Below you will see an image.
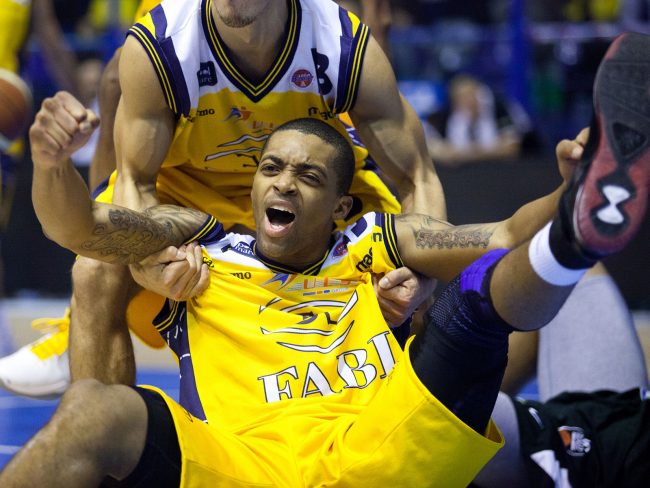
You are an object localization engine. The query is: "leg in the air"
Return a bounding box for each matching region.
[474,31,650,487]
[410,249,514,434]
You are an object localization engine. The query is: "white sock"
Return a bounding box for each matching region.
[528,222,590,286]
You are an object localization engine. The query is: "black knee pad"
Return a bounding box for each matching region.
[410,250,515,432]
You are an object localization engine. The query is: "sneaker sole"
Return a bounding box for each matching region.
[574,32,650,257]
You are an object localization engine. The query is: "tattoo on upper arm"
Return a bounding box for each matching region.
[413,227,492,249]
[80,205,206,264]
[399,215,494,250]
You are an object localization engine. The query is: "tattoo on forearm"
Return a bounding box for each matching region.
[78,205,206,264]
[413,225,493,250]
[80,209,174,262]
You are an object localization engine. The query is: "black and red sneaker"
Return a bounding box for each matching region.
[559,32,650,262]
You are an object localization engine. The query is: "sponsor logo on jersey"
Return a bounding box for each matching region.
[302,288,351,296]
[257,330,397,403]
[333,240,348,257]
[224,106,253,122]
[232,242,254,256]
[231,271,252,280]
[307,106,335,120]
[291,69,314,88]
[355,248,373,272]
[558,426,591,456]
[262,273,295,289]
[287,277,360,295]
[197,61,218,87]
[197,108,215,117]
[251,120,276,131]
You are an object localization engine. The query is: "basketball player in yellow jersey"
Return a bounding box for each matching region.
[8,86,646,485]
[0,0,438,398]
[68,0,445,388]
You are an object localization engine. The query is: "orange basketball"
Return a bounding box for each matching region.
[0,68,32,150]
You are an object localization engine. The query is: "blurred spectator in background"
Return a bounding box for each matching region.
[426,74,534,166]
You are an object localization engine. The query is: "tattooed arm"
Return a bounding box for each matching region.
[394,127,591,281]
[394,215,498,282]
[37,171,208,265]
[30,93,208,264]
[75,204,208,264]
[395,184,565,282]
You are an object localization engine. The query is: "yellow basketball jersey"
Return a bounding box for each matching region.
[154,212,405,429]
[146,212,504,486]
[0,0,30,73]
[126,0,400,229]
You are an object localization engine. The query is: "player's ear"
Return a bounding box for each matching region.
[332,195,353,221]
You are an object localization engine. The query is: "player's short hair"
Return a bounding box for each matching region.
[263,118,355,195]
